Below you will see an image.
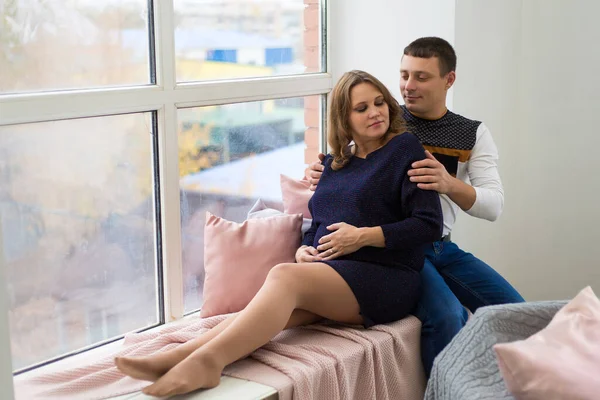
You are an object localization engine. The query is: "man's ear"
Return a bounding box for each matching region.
[445,71,456,90]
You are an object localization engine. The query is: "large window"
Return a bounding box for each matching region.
[178,95,322,312]
[0,115,160,370]
[0,0,328,375]
[0,1,153,93]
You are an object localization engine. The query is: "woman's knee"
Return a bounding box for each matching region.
[265,263,301,287]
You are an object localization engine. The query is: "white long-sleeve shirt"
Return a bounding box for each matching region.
[441,123,504,236]
[403,106,504,236]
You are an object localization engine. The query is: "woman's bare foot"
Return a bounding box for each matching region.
[115,355,172,382]
[142,352,222,397]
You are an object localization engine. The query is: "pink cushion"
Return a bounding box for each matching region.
[280,174,313,219]
[200,211,303,318]
[494,286,600,400]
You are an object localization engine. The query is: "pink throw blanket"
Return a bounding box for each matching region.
[14,315,425,400]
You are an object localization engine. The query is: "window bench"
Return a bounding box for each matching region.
[14,315,426,400]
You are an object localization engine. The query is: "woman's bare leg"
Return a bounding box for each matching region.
[115,309,321,382]
[142,262,361,397]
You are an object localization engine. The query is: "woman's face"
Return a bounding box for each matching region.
[348,82,390,142]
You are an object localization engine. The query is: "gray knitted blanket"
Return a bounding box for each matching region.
[424,300,567,400]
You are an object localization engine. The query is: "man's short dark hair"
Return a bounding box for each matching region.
[403,37,457,76]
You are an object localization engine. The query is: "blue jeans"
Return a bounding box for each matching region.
[414,240,525,377]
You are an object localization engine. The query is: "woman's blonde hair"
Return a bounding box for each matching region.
[328,70,407,170]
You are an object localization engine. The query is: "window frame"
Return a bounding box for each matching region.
[0,0,331,382]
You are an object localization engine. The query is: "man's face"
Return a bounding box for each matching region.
[400,55,455,119]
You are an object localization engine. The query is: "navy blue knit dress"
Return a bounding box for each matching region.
[302,133,443,327]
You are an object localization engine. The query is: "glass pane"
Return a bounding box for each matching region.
[174,0,322,83]
[179,96,321,313]
[0,114,159,370]
[0,1,151,94]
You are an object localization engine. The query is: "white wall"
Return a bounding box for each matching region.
[332,0,600,301]
[329,0,455,103]
[453,0,600,300]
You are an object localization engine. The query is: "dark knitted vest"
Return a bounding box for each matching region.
[401,105,480,177]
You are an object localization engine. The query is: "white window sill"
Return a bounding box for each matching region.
[14,313,278,400]
[108,376,277,400]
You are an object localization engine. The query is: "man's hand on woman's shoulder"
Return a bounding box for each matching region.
[307,153,326,191]
[407,150,455,194]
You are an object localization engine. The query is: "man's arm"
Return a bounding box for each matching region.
[408,151,477,211]
[446,177,477,211]
[407,123,504,221]
[462,123,504,221]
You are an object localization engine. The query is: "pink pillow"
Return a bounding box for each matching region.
[494,286,600,400]
[280,174,313,219]
[201,211,303,318]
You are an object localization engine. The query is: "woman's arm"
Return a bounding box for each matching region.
[379,180,443,249]
[380,138,444,249]
[318,180,442,253]
[315,191,441,258]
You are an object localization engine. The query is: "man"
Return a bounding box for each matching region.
[307,37,524,376]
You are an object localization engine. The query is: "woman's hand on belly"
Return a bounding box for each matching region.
[295,245,322,263]
[317,222,365,261]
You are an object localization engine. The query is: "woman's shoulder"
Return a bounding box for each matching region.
[391,131,421,148]
[385,132,424,156]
